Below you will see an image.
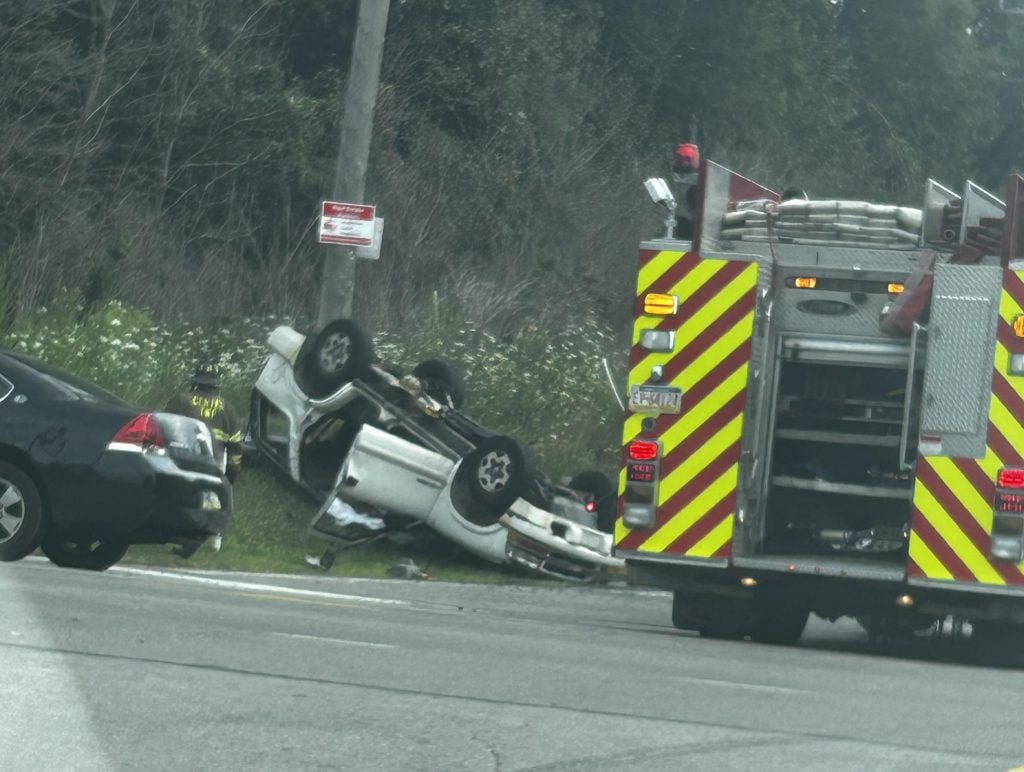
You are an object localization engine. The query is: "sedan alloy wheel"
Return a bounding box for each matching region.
[0,478,26,543]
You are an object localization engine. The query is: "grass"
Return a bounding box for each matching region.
[121,463,551,584]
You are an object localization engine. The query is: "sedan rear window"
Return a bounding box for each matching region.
[1,352,128,406]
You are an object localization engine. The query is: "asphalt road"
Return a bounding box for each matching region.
[3,560,1024,771]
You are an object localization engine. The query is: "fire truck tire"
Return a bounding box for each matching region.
[670,591,698,631]
[305,319,374,397]
[455,435,533,522]
[41,536,128,571]
[671,592,748,639]
[568,470,617,534]
[750,598,809,646]
[413,358,466,409]
[972,621,1024,667]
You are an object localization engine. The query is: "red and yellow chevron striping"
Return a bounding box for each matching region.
[616,249,759,559]
[908,270,1024,585]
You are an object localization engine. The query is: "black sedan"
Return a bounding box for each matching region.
[0,351,231,570]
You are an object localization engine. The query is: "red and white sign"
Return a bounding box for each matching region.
[319,201,376,246]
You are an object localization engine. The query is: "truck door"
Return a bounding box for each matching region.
[907,257,1024,585]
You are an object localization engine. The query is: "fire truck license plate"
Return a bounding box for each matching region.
[629,384,683,414]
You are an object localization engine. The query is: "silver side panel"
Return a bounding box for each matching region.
[338,424,454,520]
[960,181,1005,245]
[919,263,1003,458]
[698,161,733,254]
[921,179,961,245]
[734,255,774,558]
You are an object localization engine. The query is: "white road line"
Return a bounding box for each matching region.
[674,675,806,695]
[271,632,397,649]
[107,566,410,607]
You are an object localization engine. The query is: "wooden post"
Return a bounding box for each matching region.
[318,0,390,326]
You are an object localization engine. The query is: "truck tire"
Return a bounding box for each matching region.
[671,590,699,631]
[750,596,809,646]
[41,536,128,571]
[304,319,374,397]
[672,591,747,640]
[568,470,617,534]
[972,621,1024,668]
[413,358,466,409]
[0,461,46,562]
[455,435,533,522]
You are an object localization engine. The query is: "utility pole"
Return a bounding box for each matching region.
[318,0,390,327]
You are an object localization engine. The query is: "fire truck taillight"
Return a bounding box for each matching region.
[996,492,1024,513]
[628,440,659,460]
[639,329,675,352]
[991,468,1024,561]
[1014,315,1024,338]
[643,293,679,316]
[997,468,1024,488]
[887,282,905,294]
[793,277,817,289]
[623,440,660,529]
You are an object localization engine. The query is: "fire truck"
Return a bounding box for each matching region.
[618,148,1024,649]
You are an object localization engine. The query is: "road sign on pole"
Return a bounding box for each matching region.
[319,201,376,246]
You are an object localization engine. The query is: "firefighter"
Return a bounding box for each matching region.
[165,364,241,553]
[166,364,243,482]
[670,143,701,239]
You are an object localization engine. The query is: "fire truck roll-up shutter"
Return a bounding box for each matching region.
[908,267,1024,587]
[617,248,760,561]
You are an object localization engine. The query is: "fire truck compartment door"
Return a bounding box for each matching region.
[919,263,1003,458]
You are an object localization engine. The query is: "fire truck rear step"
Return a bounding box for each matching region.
[733,554,907,582]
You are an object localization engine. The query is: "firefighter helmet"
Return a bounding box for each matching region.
[191,364,222,389]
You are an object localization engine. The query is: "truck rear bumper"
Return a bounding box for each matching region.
[627,556,1024,624]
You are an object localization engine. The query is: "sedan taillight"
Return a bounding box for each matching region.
[109,413,166,452]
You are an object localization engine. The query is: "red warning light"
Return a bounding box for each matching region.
[628,440,659,460]
[998,468,1024,489]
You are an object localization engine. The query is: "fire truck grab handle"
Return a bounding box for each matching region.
[899,322,925,471]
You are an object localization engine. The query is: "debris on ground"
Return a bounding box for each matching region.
[387,558,430,580]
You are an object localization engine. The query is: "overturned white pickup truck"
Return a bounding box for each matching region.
[249,320,623,581]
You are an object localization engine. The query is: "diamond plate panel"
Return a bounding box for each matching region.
[920,264,1002,455]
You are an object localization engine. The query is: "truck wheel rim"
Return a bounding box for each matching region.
[477,450,512,493]
[0,479,26,543]
[319,333,351,373]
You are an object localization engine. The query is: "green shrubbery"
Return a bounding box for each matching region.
[1,290,274,410]
[1,294,625,479]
